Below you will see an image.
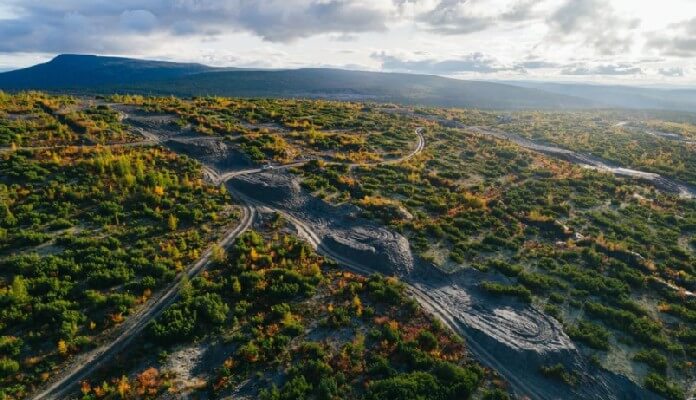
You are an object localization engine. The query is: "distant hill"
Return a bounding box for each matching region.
[0,54,597,109]
[125,68,598,109]
[504,81,696,112]
[0,54,216,89]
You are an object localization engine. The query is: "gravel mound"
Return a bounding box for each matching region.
[410,268,659,400]
[166,138,251,171]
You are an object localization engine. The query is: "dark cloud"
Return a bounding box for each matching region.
[417,2,493,35]
[0,10,139,53]
[119,9,158,33]
[372,52,520,74]
[646,18,696,57]
[230,1,388,42]
[416,0,540,35]
[0,0,389,53]
[546,0,639,55]
[548,0,595,34]
[561,63,643,76]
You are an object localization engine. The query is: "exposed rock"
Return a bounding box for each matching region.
[230,172,414,277]
[166,138,251,171]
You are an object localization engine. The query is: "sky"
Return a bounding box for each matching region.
[1,0,695,85]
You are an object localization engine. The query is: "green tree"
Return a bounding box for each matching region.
[168,213,179,231]
[10,276,28,305]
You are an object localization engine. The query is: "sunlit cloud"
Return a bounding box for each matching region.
[0,0,693,84]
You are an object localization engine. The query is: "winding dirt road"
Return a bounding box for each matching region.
[28,205,254,400]
[215,121,565,399]
[26,123,423,400]
[468,126,696,199]
[214,127,425,182]
[23,104,671,399]
[228,187,559,400]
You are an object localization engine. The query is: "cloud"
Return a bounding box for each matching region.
[658,67,685,77]
[546,0,639,55]
[646,18,696,57]
[119,9,157,33]
[0,0,391,54]
[561,63,643,76]
[229,1,389,42]
[374,54,651,78]
[372,51,521,74]
[500,0,538,22]
[0,10,139,53]
[416,0,540,35]
[515,60,560,69]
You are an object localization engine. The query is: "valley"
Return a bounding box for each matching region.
[0,92,694,400]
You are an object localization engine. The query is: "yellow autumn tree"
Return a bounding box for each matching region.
[57,339,68,356]
[117,375,131,398]
[250,247,259,262]
[211,244,226,264]
[352,295,363,316]
[231,277,242,295]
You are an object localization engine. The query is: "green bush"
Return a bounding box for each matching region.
[644,373,684,400]
[480,281,532,303]
[566,320,610,350]
[539,363,577,386]
[0,357,19,378]
[633,349,668,372]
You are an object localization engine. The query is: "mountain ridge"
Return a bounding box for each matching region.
[3,54,688,110]
[504,80,696,112]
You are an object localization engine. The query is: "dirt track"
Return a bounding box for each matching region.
[465,126,695,199]
[28,205,254,400]
[214,127,425,182]
[227,171,657,400]
[25,106,656,399]
[25,113,424,400]
[391,107,695,199]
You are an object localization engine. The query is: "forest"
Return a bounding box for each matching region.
[108,94,695,398]
[0,92,694,399]
[0,93,234,399]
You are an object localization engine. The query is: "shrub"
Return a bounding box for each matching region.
[539,363,577,386]
[0,357,19,377]
[483,388,510,400]
[417,330,439,352]
[566,320,610,350]
[633,349,668,372]
[366,372,441,400]
[644,373,684,400]
[480,281,532,303]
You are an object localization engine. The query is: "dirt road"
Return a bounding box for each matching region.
[28,204,254,400]
[27,121,423,400]
[213,127,424,183]
[228,182,565,399]
[467,126,695,199]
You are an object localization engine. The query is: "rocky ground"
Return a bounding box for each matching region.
[228,170,659,400]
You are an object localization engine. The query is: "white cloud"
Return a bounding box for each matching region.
[546,0,640,55]
[658,67,685,77]
[561,63,643,76]
[373,51,524,74]
[647,17,696,57]
[0,0,694,84]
